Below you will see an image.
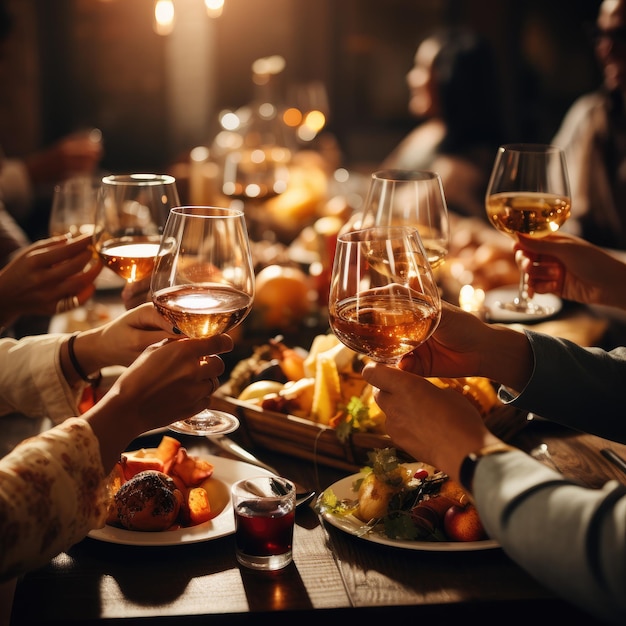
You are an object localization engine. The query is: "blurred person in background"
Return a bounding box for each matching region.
[0,1,103,338]
[552,0,626,255]
[382,26,519,292]
[0,0,103,242]
[382,26,506,220]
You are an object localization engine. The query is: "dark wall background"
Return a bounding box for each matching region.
[0,0,603,173]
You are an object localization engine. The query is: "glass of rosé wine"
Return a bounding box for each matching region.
[345,169,450,272]
[150,206,255,436]
[328,226,441,365]
[93,173,179,284]
[485,143,571,316]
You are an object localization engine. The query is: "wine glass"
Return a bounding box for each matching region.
[150,206,255,436]
[49,175,98,238]
[49,176,101,320]
[345,169,450,271]
[92,173,179,284]
[485,143,571,316]
[328,225,441,365]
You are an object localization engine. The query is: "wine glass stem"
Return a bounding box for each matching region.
[515,254,531,307]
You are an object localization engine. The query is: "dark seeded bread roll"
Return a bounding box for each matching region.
[114,470,183,531]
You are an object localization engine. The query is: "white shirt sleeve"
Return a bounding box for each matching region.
[0,335,85,423]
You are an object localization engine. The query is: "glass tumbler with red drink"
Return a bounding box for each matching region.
[231,476,296,571]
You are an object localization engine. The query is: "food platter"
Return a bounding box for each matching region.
[88,454,273,546]
[319,467,500,552]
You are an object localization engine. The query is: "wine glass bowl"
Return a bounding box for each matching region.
[347,169,450,271]
[49,175,98,238]
[151,206,255,436]
[328,226,441,365]
[92,173,179,283]
[485,144,571,315]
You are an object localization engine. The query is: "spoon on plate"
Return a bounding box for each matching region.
[206,434,316,507]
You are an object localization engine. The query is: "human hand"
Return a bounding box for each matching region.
[397,301,533,393]
[84,334,233,470]
[0,234,102,328]
[361,362,499,482]
[397,301,493,377]
[516,233,626,310]
[70,303,180,377]
[121,275,151,310]
[24,130,103,185]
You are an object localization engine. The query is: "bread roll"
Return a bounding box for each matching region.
[113,470,183,531]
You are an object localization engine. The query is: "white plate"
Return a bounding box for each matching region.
[484,285,562,323]
[88,454,273,546]
[320,466,500,552]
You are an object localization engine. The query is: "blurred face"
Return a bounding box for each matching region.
[406,37,440,118]
[596,0,626,93]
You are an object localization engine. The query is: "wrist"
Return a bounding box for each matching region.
[68,332,103,384]
[483,325,533,392]
[459,442,517,496]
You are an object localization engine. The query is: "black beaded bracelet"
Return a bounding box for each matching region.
[67,332,102,387]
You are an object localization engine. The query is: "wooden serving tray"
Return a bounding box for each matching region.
[212,387,530,472]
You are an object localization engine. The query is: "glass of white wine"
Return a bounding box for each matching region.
[92,173,179,284]
[485,144,571,316]
[150,206,255,436]
[345,169,450,271]
[328,225,441,365]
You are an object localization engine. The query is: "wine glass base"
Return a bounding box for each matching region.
[169,410,240,436]
[483,286,562,323]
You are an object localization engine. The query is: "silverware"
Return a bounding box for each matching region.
[208,434,278,474]
[207,434,316,507]
[601,448,626,477]
[530,443,561,473]
[137,427,316,506]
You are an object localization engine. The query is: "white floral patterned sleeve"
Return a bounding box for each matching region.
[0,417,107,581]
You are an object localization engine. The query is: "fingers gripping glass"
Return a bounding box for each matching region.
[151,206,255,436]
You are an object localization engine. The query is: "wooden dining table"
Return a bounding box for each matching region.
[7,412,626,625]
[8,289,626,625]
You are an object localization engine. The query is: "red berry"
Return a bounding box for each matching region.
[413,468,429,481]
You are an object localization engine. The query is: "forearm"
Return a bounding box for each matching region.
[474,452,626,623]
[478,324,534,393]
[84,395,150,473]
[60,328,113,384]
[509,332,626,441]
[0,418,107,581]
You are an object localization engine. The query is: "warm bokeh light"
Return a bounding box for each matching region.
[220,110,242,131]
[154,0,175,36]
[205,0,224,18]
[282,107,303,127]
[304,110,326,132]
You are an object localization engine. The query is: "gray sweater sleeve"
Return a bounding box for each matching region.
[502,330,626,443]
[474,450,626,624]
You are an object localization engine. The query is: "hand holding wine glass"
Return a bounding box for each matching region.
[150,206,255,436]
[93,173,179,285]
[345,169,450,270]
[329,226,441,365]
[49,175,102,317]
[485,144,571,316]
